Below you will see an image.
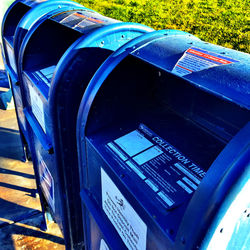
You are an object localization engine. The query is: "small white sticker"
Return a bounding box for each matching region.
[101,168,147,250]
[38,155,55,212]
[14,93,26,128]
[133,146,163,165]
[114,130,153,157]
[100,239,109,250]
[28,85,46,133]
[40,65,56,77]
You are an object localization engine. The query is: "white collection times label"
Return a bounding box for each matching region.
[38,154,55,212]
[101,168,147,250]
[28,85,46,133]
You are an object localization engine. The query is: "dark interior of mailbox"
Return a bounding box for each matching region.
[22,18,82,89]
[86,55,249,168]
[3,3,31,46]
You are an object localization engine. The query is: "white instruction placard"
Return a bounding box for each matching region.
[38,154,55,212]
[114,130,153,157]
[101,168,147,250]
[28,85,46,133]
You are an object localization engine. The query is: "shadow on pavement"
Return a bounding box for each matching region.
[0,182,37,198]
[0,212,64,250]
[0,167,34,179]
[0,198,41,228]
[0,127,24,160]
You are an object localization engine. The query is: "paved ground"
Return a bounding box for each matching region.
[0,56,65,249]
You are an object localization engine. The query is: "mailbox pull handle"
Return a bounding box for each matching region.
[23,108,53,152]
[80,188,125,249]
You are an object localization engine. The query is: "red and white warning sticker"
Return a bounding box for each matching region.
[172,47,239,76]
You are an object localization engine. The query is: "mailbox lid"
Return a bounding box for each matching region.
[132,35,250,109]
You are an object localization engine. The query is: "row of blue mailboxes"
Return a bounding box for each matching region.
[1,0,250,249]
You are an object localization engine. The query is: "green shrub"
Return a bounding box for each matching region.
[75,0,249,53]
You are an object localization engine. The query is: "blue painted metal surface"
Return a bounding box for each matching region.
[18,6,153,248]
[76,30,250,249]
[1,0,85,162]
[1,0,88,238]
[200,153,250,249]
[1,0,46,160]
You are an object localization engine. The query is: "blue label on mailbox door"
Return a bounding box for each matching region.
[38,156,55,212]
[107,124,206,210]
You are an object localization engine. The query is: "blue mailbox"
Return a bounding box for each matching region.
[76,30,250,249]
[1,0,84,161]
[18,7,153,249]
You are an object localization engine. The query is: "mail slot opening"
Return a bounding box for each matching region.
[3,2,31,45]
[21,18,82,84]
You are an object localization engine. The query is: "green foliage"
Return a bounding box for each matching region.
[74,0,249,53]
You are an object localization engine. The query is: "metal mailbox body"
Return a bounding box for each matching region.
[76,30,250,249]
[18,7,153,249]
[1,0,84,161]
